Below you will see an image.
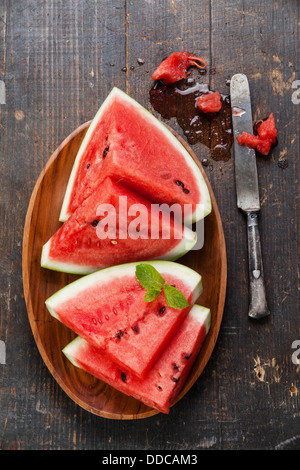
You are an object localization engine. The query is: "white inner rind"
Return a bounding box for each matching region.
[59,87,212,224]
[41,240,99,275]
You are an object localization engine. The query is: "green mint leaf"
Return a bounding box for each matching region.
[135,264,190,309]
[135,264,165,292]
[144,288,162,303]
[164,283,190,309]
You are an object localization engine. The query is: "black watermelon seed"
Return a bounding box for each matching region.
[103,146,109,158]
[132,324,139,334]
[121,372,127,382]
[170,284,176,287]
[278,158,288,169]
[184,353,192,360]
[173,363,179,370]
[158,306,166,316]
[175,180,184,187]
[91,220,99,227]
[86,163,90,169]
[183,187,190,194]
[172,376,180,383]
[157,385,163,390]
[116,330,123,340]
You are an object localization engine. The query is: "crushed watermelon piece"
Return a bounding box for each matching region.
[151,51,207,85]
[197,92,222,113]
[256,113,277,142]
[236,113,277,156]
[63,305,211,414]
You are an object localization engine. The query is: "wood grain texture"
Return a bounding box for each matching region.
[22,121,226,420]
[0,0,299,450]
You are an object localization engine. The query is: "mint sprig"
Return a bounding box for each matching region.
[163,283,190,309]
[135,264,189,309]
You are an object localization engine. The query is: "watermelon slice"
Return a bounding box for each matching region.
[45,261,202,377]
[41,177,197,275]
[59,87,211,225]
[63,304,211,414]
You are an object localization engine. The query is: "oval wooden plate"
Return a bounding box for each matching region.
[22,121,227,420]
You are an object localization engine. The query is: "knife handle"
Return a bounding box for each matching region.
[246,212,270,319]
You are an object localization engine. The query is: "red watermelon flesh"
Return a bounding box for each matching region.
[63,305,211,414]
[45,261,202,367]
[59,88,211,225]
[41,178,197,274]
[102,288,200,378]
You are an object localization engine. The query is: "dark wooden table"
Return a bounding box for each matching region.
[0,0,299,451]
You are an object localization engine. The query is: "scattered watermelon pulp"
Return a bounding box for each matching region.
[45,261,202,377]
[41,177,197,275]
[236,112,277,156]
[197,92,222,113]
[63,304,211,414]
[59,87,211,225]
[151,51,207,85]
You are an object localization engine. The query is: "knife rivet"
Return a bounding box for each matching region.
[252,270,261,279]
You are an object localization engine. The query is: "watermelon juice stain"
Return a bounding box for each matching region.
[149,77,233,161]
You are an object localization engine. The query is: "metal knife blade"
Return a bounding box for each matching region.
[230,73,270,319]
[230,73,260,212]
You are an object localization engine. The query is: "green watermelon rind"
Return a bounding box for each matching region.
[59,87,212,224]
[45,260,203,321]
[59,89,115,223]
[62,304,211,399]
[40,225,198,275]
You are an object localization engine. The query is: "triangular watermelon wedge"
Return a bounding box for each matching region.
[63,304,211,414]
[45,261,202,377]
[41,177,197,275]
[59,87,211,225]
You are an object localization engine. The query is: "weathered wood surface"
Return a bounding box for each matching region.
[0,0,299,450]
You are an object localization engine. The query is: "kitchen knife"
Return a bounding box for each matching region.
[230,73,270,319]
